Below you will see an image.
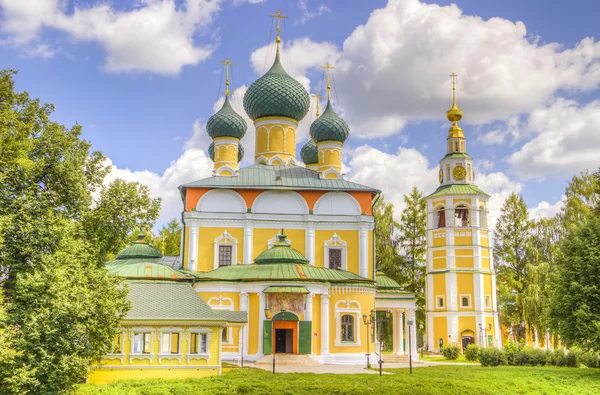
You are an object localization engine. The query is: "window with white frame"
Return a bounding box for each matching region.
[341,314,355,342]
[132,332,152,354]
[160,332,181,355]
[436,295,445,309]
[485,295,492,309]
[325,233,347,271]
[189,332,208,354]
[460,294,472,308]
[208,296,234,344]
[214,230,238,269]
[334,299,361,346]
[109,332,124,355]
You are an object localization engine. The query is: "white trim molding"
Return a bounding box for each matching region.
[186,327,212,362]
[214,230,238,269]
[207,296,235,345]
[128,327,156,364]
[324,233,347,270]
[157,327,184,363]
[334,299,362,347]
[197,189,246,213]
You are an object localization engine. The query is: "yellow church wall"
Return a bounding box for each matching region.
[253,228,306,260]
[432,199,445,208]
[314,230,358,272]
[480,230,490,247]
[312,294,321,355]
[433,316,447,350]
[195,227,244,271]
[453,198,472,206]
[285,127,296,156]
[433,257,446,270]
[455,248,473,256]
[483,274,493,311]
[455,257,474,268]
[268,125,285,152]
[256,127,268,155]
[457,273,474,311]
[183,226,190,270]
[328,293,374,354]
[432,230,446,247]
[454,235,472,246]
[248,293,259,355]
[433,274,446,311]
[481,248,490,269]
[458,316,477,341]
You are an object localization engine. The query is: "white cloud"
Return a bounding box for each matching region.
[21,43,57,59]
[528,197,565,220]
[0,0,221,75]
[509,98,600,180]
[296,1,331,25]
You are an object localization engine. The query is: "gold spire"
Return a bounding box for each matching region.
[321,62,335,101]
[220,59,234,97]
[312,93,323,117]
[269,10,288,55]
[446,72,463,123]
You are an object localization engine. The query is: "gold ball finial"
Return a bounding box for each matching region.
[446,104,463,122]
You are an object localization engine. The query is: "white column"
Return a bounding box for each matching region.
[359,228,368,278]
[399,311,405,355]
[188,225,198,271]
[306,227,315,265]
[408,308,419,361]
[321,294,330,357]
[448,314,459,347]
[243,226,253,264]
[240,292,249,358]
[427,314,435,351]
[179,219,185,264]
[392,311,399,354]
[474,273,483,311]
[305,293,313,321]
[258,292,266,357]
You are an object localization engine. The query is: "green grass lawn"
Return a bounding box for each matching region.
[420,354,479,363]
[78,365,600,395]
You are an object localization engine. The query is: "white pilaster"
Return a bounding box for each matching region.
[306,227,315,265]
[258,292,266,357]
[448,314,459,346]
[188,225,198,271]
[392,310,399,354]
[359,228,368,278]
[240,292,249,358]
[321,294,330,356]
[243,226,253,264]
[474,272,483,311]
[427,313,435,351]
[393,310,404,355]
[447,272,458,311]
[305,293,313,321]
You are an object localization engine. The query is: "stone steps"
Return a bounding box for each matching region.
[382,354,409,363]
[255,354,320,366]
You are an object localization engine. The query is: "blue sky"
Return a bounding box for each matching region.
[1,0,599,227]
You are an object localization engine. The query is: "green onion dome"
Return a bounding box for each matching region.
[116,234,162,260]
[254,231,309,265]
[300,139,318,165]
[208,142,244,163]
[309,100,350,143]
[243,54,310,122]
[207,96,247,139]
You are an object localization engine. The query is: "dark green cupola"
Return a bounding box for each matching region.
[300,139,318,166]
[207,96,247,139]
[310,100,350,143]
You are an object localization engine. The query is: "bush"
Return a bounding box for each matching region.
[465,344,480,361]
[478,347,505,367]
[441,344,460,360]
[503,342,519,366]
[515,347,533,366]
[529,348,548,366]
[580,352,600,368]
[548,349,567,367]
[566,349,581,368]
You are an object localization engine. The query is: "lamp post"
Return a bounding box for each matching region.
[407,318,413,374]
[362,313,373,369]
[377,310,391,376]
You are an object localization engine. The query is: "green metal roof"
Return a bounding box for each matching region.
[310,100,350,143]
[264,286,309,294]
[300,139,318,165]
[106,259,190,280]
[116,234,162,260]
[255,232,309,265]
[376,269,403,290]
[207,96,247,139]
[243,54,310,122]
[124,281,246,323]
[443,152,472,159]
[190,264,374,286]
[427,184,490,198]
[180,164,378,192]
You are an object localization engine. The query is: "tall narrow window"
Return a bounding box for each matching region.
[455,205,470,227]
[436,296,445,308]
[446,165,450,181]
[485,295,492,309]
[222,327,229,343]
[329,248,342,269]
[219,245,232,267]
[133,332,152,354]
[455,141,459,152]
[189,332,208,355]
[437,207,446,228]
[341,314,355,342]
[161,332,180,354]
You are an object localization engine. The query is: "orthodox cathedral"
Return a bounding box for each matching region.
[92,10,499,383]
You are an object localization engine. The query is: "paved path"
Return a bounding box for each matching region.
[246,362,435,374]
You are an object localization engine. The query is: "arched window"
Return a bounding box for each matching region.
[436,207,446,228]
[341,315,355,342]
[455,205,470,227]
[479,206,487,228]
[454,141,459,152]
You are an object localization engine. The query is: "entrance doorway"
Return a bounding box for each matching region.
[462,335,474,350]
[275,329,293,353]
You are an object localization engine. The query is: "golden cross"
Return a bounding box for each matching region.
[321,62,335,100]
[221,59,234,97]
[312,93,323,117]
[269,10,288,54]
[450,72,457,105]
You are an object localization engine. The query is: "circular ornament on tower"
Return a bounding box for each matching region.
[453,165,466,181]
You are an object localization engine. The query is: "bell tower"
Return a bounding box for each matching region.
[425,73,501,352]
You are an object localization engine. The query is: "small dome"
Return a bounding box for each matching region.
[208,142,243,162]
[243,54,310,122]
[254,231,309,265]
[116,234,162,260]
[309,100,350,143]
[207,96,247,139]
[446,103,463,123]
[300,140,318,165]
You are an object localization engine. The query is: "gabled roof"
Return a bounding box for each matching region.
[124,281,247,323]
[180,164,378,192]
[427,184,489,198]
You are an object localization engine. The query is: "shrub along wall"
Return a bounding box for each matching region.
[477,343,600,368]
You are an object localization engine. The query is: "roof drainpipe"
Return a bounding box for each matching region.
[371,192,382,283]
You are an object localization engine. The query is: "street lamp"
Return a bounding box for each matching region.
[362,313,374,369]
[376,310,391,376]
[407,318,414,374]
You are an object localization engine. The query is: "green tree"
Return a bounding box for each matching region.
[373,194,399,276]
[561,169,600,233]
[551,214,600,352]
[396,187,427,340]
[84,178,161,262]
[494,193,532,338]
[154,218,183,256]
